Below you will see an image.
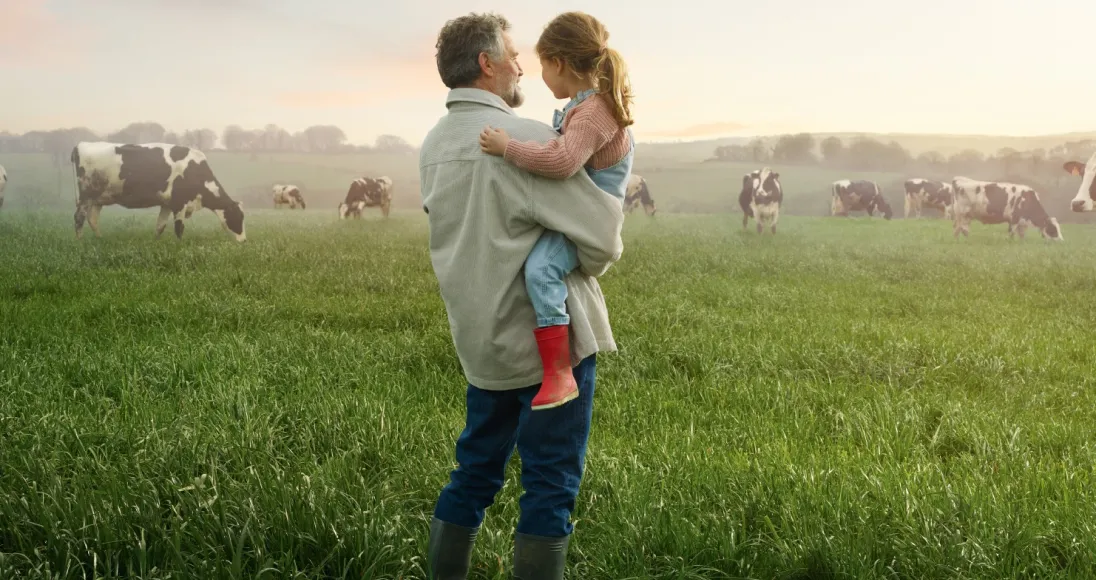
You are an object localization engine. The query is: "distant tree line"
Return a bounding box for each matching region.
[710,133,1096,189]
[0,122,417,162]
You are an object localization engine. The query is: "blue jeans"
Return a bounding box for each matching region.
[526,230,579,327]
[432,355,597,537]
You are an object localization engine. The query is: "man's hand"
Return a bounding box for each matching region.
[479,126,510,157]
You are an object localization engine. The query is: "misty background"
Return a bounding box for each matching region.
[3,0,1096,220]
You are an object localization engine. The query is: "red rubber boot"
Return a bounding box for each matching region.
[530,325,579,411]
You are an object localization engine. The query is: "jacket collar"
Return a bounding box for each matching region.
[445,88,516,116]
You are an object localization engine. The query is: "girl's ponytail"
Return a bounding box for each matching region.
[595,46,634,128]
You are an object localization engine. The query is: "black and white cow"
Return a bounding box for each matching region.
[71,142,245,241]
[951,176,1062,240]
[623,174,656,216]
[272,184,306,209]
[738,168,783,234]
[831,179,893,219]
[1063,152,1096,213]
[0,164,6,209]
[339,176,392,219]
[903,178,953,219]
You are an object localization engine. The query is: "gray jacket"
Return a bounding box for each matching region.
[419,88,625,390]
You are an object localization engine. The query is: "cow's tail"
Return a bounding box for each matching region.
[69,145,80,205]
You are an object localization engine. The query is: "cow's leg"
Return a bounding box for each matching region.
[382,201,391,218]
[756,222,763,234]
[155,206,172,237]
[87,204,102,237]
[171,202,196,239]
[904,195,912,219]
[74,202,89,239]
[742,212,749,229]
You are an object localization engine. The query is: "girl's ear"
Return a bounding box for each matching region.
[552,57,566,75]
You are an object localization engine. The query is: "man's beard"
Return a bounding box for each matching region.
[502,80,524,108]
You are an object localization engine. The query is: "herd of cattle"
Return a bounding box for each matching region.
[0,140,1093,243]
[0,141,658,241]
[739,164,1092,240]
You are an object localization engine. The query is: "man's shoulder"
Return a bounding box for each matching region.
[495,115,558,143]
[420,112,562,172]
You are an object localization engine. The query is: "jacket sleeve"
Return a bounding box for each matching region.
[503,109,615,180]
[526,171,624,277]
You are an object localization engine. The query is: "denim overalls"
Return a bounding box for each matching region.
[526,89,635,327]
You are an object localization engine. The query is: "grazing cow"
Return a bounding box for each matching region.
[831,179,893,219]
[71,142,245,241]
[0,164,6,209]
[904,178,954,219]
[339,176,392,219]
[272,184,306,209]
[739,168,783,234]
[1062,152,1096,213]
[623,174,656,216]
[951,176,1062,240]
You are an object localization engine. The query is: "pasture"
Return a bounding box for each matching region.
[5,148,1094,226]
[2,187,1096,578]
[0,151,919,221]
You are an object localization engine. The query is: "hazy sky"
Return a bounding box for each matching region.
[3,0,1095,145]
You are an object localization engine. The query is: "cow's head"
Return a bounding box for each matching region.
[215,200,246,242]
[1017,189,1064,241]
[1063,154,1096,212]
[1042,216,1063,241]
[756,169,781,198]
[873,195,893,220]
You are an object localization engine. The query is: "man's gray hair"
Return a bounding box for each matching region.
[435,12,510,89]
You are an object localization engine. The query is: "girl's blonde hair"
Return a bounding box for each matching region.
[535,12,634,128]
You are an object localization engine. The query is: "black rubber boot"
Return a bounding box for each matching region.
[427,517,478,579]
[512,532,570,580]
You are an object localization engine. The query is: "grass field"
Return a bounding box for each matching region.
[2,204,1096,578]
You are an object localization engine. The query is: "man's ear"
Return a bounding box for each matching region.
[478,52,494,78]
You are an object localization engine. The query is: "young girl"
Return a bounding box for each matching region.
[479,11,634,411]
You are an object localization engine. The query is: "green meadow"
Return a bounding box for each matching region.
[1,151,1095,578]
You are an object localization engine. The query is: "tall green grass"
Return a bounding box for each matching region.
[1,209,1095,578]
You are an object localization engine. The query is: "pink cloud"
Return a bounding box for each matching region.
[0,0,90,67]
[274,40,543,110]
[644,121,752,138]
[274,90,377,108]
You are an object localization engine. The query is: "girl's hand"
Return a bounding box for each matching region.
[479,126,510,156]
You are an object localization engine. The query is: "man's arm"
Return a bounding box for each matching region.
[526,170,624,278]
[502,112,615,179]
[490,113,624,277]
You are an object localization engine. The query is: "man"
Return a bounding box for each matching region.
[420,12,625,580]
